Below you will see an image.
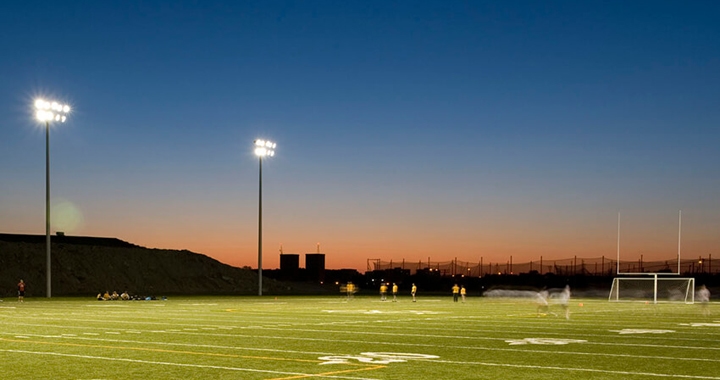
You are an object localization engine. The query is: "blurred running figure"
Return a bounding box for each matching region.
[559,285,571,320]
[536,290,549,316]
[411,283,417,302]
[460,286,467,303]
[17,279,25,302]
[698,285,711,316]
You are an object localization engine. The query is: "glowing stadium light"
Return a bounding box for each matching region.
[254,139,275,157]
[34,98,70,123]
[33,97,72,299]
[253,138,277,296]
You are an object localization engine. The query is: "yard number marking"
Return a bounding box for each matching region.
[319,352,438,365]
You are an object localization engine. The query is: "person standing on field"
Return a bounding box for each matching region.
[460,285,467,303]
[346,282,355,300]
[17,280,25,302]
[380,283,388,301]
[452,284,460,302]
[392,283,398,302]
[411,283,417,302]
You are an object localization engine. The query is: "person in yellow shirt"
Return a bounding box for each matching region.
[411,283,417,302]
[452,284,460,302]
[392,283,399,302]
[460,285,467,303]
[346,282,355,300]
[380,283,388,301]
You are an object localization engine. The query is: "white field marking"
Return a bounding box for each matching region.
[0,349,380,380]
[150,330,166,333]
[179,303,218,306]
[61,334,77,337]
[167,329,181,332]
[0,306,17,309]
[380,320,720,342]
[144,330,720,362]
[505,338,587,345]
[10,333,337,356]
[424,358,720,379]
[6,320,719,354]
[319,352,440,366]
[610,329,675,334]
[84,304,129,307]
[680,323,720,327]
[253,302,288,305]
[219,325,720,351]
[200,327,216,330]
[182,328,198,331]
[105,332,120,335]
[14,336,30,339]
[82,333,99,336]
[322,310,442,315]
[126,331,142,334]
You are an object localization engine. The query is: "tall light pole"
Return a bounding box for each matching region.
[35,98,70,298]
[254,139,276,296]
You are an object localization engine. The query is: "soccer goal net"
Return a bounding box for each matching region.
[608,275,695,304]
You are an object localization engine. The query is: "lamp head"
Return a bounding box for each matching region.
[34,98,70,123]
[254,139,276,157]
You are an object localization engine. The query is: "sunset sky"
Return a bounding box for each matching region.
[1,1,719,272]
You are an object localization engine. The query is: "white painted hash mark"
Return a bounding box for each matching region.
[610,329,675,334]
[505,338,587,345]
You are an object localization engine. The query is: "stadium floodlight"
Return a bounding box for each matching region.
[254,139,277,296]
[34,98,71,298]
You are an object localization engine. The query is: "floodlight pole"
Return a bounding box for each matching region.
[253,139,275,297]
[45,120,51,298]
[35,98,70,298]
[257,155,263,296]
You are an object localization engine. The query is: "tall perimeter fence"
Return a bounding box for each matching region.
[367,256,720,277]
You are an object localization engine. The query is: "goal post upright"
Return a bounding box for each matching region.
[677,210,682,275]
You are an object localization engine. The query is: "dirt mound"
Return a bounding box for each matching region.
[0,235,322,297]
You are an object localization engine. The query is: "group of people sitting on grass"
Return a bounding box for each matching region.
[97,290,130,300]
[96,291,165,301]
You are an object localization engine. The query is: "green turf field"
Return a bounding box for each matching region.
[0,295,718,379]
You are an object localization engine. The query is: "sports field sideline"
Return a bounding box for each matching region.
[0,295,718,379]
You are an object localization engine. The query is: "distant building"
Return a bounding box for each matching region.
[279,253,300,280]
[305,253,325,283]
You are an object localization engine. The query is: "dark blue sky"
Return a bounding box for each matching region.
[1,1,719,270]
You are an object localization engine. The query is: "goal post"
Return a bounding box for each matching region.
[608,274,695,304]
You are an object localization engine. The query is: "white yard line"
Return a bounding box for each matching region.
[0,349,380,380]
[425,358,720,379]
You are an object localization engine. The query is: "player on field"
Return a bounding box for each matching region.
[380,283,388,301]
[345,282,356,300]
[452,284,460,302]
[17,279,25,302]
[698,285,711,316]
[559,285,571,320]
[392,283,398,302]
[536,290,549,316]
[460,285,467,303]
[411,283,417,302]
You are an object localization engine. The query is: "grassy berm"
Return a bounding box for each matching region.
[0,234,326,297]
